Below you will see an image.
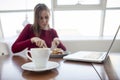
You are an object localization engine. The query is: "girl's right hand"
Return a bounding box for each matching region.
[31,37,47,48]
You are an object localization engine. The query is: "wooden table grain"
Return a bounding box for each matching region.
[0,54,100,80]
[92,53,120,80]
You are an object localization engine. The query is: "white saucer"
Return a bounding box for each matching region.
[21,61,59,72]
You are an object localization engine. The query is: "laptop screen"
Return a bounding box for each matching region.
[104,25,120,60]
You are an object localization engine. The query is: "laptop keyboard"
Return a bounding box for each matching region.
[83,52,104,59]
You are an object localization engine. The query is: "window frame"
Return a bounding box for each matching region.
[53,0,107,10]
[52,0,107,37]
[0,0,120,38]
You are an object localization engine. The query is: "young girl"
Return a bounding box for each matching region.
[12,3,66,53]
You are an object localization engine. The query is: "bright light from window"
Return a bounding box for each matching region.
[104,10,120,36]
[57,0,100,5]
[107,0,120,8]
[54,10,101,37]
[0,11,52,38]
[0,0,120,39]
[0,0,51,10]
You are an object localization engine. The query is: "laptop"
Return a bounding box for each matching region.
[63,25,120,63]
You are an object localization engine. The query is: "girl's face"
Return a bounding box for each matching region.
[38,10,50,29]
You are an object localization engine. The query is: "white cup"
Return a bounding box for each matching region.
[26,48,50,69]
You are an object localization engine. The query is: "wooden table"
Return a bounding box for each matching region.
[0,54,100,80]
[92,53,120,80]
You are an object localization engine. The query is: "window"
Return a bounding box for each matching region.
[0,0,120,38]
[53,0,105,10]
[0,0,51,38]
[54,10,101,37]
[0,12,33,37]
[104,0,120,36]
[107,0,120,8]
[104,10,120,36]
[53,0,106,38]
[57,0,100,5]
[0,0,51,10]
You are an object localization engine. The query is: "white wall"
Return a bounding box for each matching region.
[62,39,120,53]
[1,37,120,54]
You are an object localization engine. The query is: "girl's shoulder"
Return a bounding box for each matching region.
[23,24,33,33]
[25,24,32,28]
[24,24,33,30]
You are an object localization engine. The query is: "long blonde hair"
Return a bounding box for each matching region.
[32,3,50,36]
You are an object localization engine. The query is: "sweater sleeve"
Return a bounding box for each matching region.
[51,29,67,51]
[12,24,33,53]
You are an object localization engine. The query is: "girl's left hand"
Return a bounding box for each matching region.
[53,38,60,46]
[51,38,60,49]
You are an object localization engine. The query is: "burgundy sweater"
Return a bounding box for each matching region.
[12,24,66,53]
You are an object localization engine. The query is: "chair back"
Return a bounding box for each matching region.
[0,42,10,56]
[0,18,4,39]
